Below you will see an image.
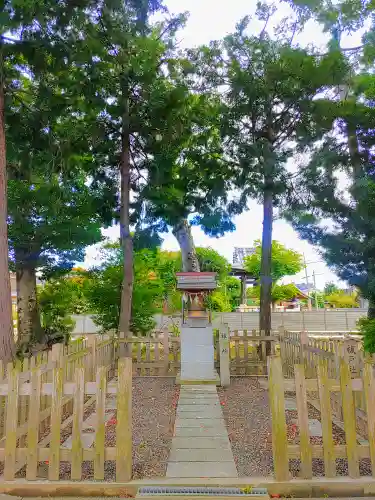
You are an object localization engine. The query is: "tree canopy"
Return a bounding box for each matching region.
[244,240,303,282]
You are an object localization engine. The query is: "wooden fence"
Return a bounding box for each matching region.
[269,354,375,481]
[0,334,118,481]
[0,356,132,481]
[215,328,278,375]
[117,334,180,376]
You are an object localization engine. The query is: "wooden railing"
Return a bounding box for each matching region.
[117,332,181,375]
[215,327,278,375]
[0,334,118,480]
[269,354,375,481]
[0,356,132,481]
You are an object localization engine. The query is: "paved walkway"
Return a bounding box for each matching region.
[166,385,237,478]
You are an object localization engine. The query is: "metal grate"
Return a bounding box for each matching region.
[137,487,268,496]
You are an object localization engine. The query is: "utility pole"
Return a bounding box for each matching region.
[303,253,312,310]
[312,270,319,310]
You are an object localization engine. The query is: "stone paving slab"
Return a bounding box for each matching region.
[169,448,235,462]
[175,418,225,428]
[167,384,237,478]
[308,418,323,437]
[175,426,228,438]
[177,411,223,420]
[61,432,95,449]
[181,385,217,390]
[172,436,231,450]
[167,461,237,478]
[178,404,220,412]
[178,398,219,405]
[285,398,298,410]
[179,391,218,397]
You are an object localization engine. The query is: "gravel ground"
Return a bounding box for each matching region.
[218,377,273,477]
[106,377,179,480]
[284,392,372,478]
[12,377,178,481]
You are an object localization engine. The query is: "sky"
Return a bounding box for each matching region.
[84,0,363,290]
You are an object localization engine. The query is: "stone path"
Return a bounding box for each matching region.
[167,385,237,478]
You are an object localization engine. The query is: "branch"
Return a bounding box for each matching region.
[317,45,364,57]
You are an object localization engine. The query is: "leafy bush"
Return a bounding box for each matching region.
[85,247,166,336]
[38,279,78,345]
[358,317,375,353]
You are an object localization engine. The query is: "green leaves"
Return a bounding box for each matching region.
[244,240,304,282]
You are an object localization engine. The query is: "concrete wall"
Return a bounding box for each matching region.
[72,309,367,335]
[154,310,367,332]
[71,315,100,334]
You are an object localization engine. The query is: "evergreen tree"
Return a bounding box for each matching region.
[200,13,349,339]
[0,0,100,360]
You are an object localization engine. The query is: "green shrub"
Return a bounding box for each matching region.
[358,316,375,353]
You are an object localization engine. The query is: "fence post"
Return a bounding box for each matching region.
[219,324,230,387]
[163,327,170,375]
[339,359,359,477]
[294,364,312,479]
[363,359,375,476]
[317,362,336,477]
[26,367,42,480]
[278,327,285,364]
[342,339,359,377]
[94,365,107,480]
[299,330,308,365]
[116,358,132,482]
[49,363,63,480]
[87,335,98,381]
[268,355,289,481]
[52,343,63,366]
[4,363,19,481]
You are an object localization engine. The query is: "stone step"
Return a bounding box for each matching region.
[167,461,237,478]
[169,448,234,463]
[172,437,231,450]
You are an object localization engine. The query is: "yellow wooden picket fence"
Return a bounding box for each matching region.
[268,354,375,481]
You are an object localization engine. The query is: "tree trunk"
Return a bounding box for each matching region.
[259,188,273,355]
[118,95,133,357]
[346,122,363,184]
[368,299,375,320]
[172,219,200,272]
[15,250,43,345]
[0,80,15,362]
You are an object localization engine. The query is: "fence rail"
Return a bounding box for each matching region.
[0,357,132,482]
[269,355,375,481]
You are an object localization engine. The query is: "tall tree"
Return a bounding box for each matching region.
[135,87,237,273]
[213,15,348,339]
[5,74,115,346]
[281,0,375,329]
[0,0,99,360]
[59,0,186,352]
